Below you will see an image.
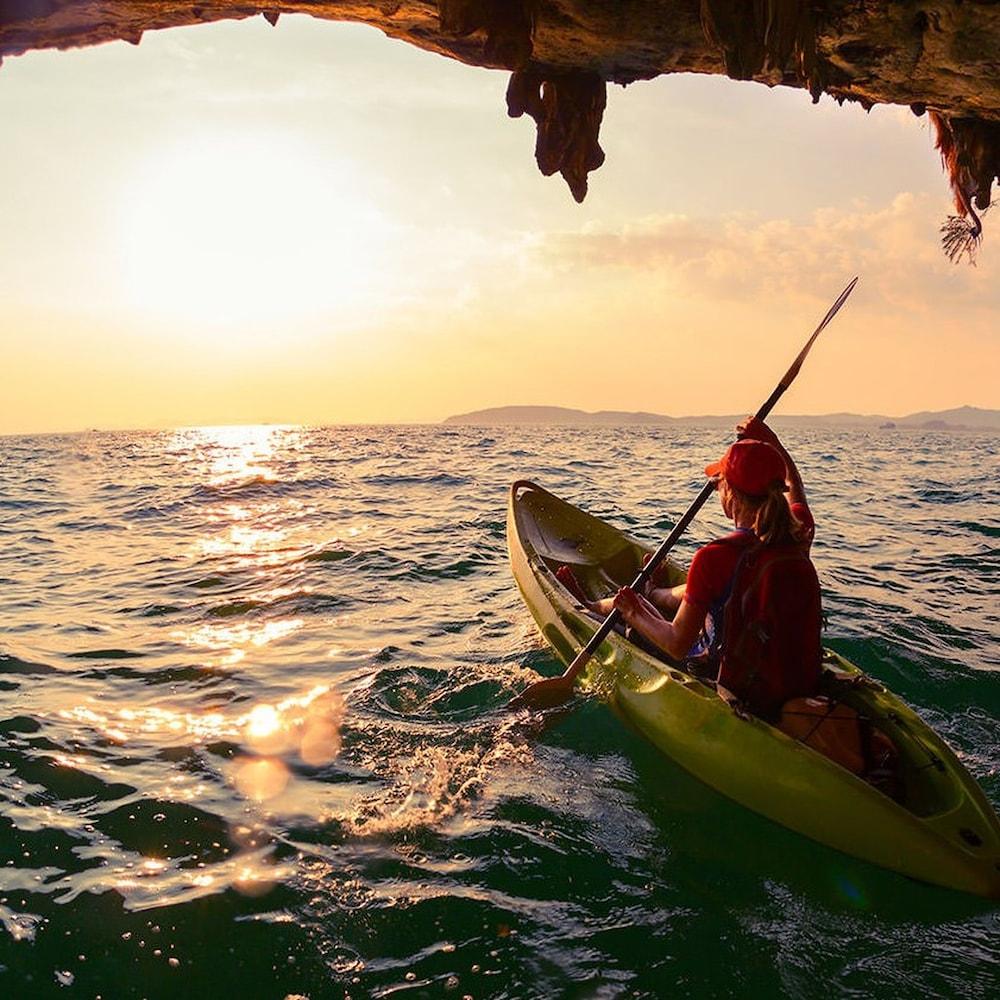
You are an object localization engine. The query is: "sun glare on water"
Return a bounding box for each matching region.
[116,131,393,330]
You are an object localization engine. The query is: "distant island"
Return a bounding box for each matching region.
[444,404,1000,431]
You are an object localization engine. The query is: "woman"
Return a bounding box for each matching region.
[606,416,821,717]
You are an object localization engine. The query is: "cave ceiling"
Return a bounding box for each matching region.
[2,2,999,259]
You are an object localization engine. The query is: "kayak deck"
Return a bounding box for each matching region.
[508,479,1000,898]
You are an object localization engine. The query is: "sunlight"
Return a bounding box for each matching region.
[196,523,289,558]
[109,846,289,910]
[169,424,284,484]
[171,618,305,668]
[115,130,394,331]
[55,684,343,766]
[246,704,282,742]
[168,426,315,570]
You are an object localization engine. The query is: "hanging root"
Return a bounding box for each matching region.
[929,111,1000,264]
[940,202,990,265]
[940,169,984,265]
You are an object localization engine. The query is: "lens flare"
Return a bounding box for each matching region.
[234,757,289,801]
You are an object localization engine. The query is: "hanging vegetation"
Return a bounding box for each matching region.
[930,112,1000,264]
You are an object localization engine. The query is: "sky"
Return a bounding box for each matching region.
[1,13,998,434]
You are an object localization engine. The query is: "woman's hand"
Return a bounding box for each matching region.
[612,586,644,626]
[736,415,781,448]
[615,587,704,661]
[640,552,669,590]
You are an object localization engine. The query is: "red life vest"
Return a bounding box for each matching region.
[718,542,822,719]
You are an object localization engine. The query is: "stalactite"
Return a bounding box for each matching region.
[506,68,606,202]
[930,112,1000,263]
[438,0,534,70]
[700,0,824,99]
[700,0,765,80]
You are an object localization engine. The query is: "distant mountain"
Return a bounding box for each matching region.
[443,405,1000,430]
[893,406,1000,429]
[443,405,680,426]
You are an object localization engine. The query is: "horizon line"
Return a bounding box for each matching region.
[3,404,998,440]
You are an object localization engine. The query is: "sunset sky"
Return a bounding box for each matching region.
[2,13,998,434]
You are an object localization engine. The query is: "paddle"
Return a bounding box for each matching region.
[509,276,859,711]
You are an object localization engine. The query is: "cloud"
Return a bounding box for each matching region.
[531,193,1000,314]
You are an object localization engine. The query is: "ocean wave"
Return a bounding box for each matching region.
[205,599,267,618]
[189,474,337,500]
[957,520,1000,539]
[67,648,146,660]
[124,603,186,618]
[0,652,59,674]
[54,518,117,532]
[403,553,493,581]
[206,590,345,619]
[915,485,976,504]
[120,497,196,520]
[361,473,472,488]
[78,663,219,685]
[301,547,353,564]
[0,497,60,511]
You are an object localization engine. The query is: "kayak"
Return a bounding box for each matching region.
[507,479,1000,898]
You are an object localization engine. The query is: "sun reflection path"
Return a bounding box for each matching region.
[169,424,292,488]
[56,684,344,774]
[196,520,290,559]
[109,845,290,910]
[172,617,306,668]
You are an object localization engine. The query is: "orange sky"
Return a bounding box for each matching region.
[1,15,998,434]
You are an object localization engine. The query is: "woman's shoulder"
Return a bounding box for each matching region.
[687,532,754,607]
[702,529,758,552]
[691,529,758,570]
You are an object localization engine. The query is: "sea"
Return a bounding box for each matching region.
[0,424,998,999]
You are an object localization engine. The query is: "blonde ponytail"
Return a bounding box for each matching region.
[729,481,805,547]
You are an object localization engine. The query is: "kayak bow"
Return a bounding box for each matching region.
[508,479,1000,898]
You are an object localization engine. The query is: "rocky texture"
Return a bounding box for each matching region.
[507,68,606,202]
[2,2,999,246]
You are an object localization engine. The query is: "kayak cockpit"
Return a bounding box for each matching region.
[511,480,685,598]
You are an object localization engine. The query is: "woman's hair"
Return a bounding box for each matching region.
[726,480,805,547]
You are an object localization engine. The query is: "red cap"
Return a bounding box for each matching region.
[705,439,786,497]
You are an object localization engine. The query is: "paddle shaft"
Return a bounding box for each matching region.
[559,276,859,682]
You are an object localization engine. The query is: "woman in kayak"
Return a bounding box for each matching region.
[570,416,820,717]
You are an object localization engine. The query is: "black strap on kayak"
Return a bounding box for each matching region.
[781,697,841,745]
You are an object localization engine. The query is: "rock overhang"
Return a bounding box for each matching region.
[2,1,999,259]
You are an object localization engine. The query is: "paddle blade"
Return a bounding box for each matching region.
[776,276,858,392]
[508,673,578,711]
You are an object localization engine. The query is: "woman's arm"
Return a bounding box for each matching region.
[588,583,685,617]
[646,583,686,615]
[613,586,705,660]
